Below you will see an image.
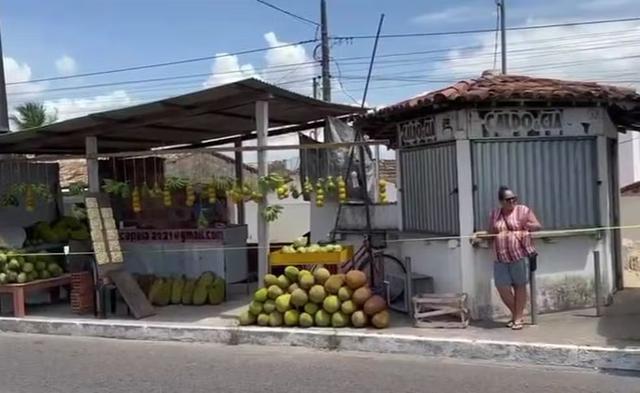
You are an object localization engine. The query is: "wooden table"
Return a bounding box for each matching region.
[0,274,72,317]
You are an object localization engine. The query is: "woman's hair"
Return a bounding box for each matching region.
[498,186,511,201]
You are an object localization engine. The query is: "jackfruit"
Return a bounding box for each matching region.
[208,278,225,305]
[171,277,186,304]
[148,278,164,304]
[197,271,216,287]
[192,283,209,306]
[181,279,197,305]
[284,309,300,326]
[156,279,172,306]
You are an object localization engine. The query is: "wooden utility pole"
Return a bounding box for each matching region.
[498,0,507,74]
[320,0,331,102]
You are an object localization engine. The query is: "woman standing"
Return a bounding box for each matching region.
[489,186,541,330]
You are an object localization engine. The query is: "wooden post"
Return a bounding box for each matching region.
[256,101,269,286]
[234,138,245,225]
[85,136,100,193]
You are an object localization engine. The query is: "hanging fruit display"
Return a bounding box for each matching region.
[261,204,284,222]
[185,181,196,207]
[102,179,130,199]
[163,184,172,207]
[152,181,163,199]
[378,179,388,203]
[315,178,325,207]
[207,181,216,204]
[290,184,301,199]
[325,176,337,194]
[24,184,35,212]
[276,183,289,200]
[132,186,142,213]
[303,178,313,198]
[337,176,348,203]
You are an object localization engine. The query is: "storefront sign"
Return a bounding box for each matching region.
[397,117,436,147]
[119,228,223,243]
[482,109,563,136]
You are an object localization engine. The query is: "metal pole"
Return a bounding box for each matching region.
[234,138,245,225]
[312,77,318,99]
[361,14,385,108]
[499,0,507,74]
[374,144,380,203]
[529,265,538,325]
[320,0,331,102]
[594,250,603,317]
[0,22,9,133]
[256,101,269,286]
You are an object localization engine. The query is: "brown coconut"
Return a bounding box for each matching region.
[352,286,373,306]
[363,295,387,316]
[345,270,367,290]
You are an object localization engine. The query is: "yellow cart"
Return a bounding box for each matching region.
[269,246,353,272]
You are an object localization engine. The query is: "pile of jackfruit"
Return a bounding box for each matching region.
[136,271,225,307]
[25,216,90,247]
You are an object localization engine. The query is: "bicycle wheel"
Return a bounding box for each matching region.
[376,254,407,303]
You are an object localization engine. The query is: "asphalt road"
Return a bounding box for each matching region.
[0,333,637,393]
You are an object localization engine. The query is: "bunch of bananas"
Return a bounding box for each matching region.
[102,179,130,198]
[276,183,289,200]
[337,176,347,203]
[379,179,388,203]
[163,185,172,207]
[261,204,283,222]
[207,181,216,204]
[132,186,142,213]
[303,178,313,197]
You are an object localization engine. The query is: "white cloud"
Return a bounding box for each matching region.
[203,53,258,87]
[203,32,317,95]
[3,56,46,99]
[412,6,478,24]
[429,19,640,90]
[55,55,77,75]
[44,90,135,121]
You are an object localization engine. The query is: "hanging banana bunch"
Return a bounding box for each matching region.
[152,181,163,199]
[303,178,313,198]
[132,186,142,213]
[379,179,388,203]
[325,176,337,195]
[207,179,217,204]
[261,204,283,222]
[185,181,196,207]
[337,176,348,203]
[276,183,289,200]
[163,184,172,207]
[290,184,300,199]
[25,184,35,212]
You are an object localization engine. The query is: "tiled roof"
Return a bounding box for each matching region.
[622,180,640,196]
[368,71,640,118]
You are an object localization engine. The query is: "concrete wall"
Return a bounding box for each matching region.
[619,131,640,187]
[245,194,310,244]
[621,195,640,243]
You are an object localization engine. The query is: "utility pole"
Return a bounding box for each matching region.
[312,77,318,99]
[320,0,331,102]
[0,22,9,133]
[498,0,507,74]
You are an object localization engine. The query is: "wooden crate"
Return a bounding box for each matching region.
[269,246,353,267]
[412,293,470,329]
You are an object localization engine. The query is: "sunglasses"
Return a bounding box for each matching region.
[503,197,517,203]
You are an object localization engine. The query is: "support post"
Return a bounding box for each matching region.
[320,0,331,102]
[594,250,603,317]
[0,23,9,133]
[256,101,269,285]
[234,138,245,225]
[529,266,538,325]
[456,139,475,314]
[85,136,100,193]
[374,144,380,203]
[498,0,507,74]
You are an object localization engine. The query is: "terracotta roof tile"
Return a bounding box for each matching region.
[372,71,640,118]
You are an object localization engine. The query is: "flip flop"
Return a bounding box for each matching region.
[511,320,524,330]
[506,320,514,328]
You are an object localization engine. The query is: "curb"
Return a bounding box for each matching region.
[1,317,639,372]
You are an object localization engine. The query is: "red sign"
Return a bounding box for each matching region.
[119,229,223,243]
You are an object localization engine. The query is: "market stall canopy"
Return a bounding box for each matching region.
[357,71,640,142]
[0,78,366,155]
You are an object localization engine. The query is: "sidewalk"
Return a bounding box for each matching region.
[1,290,639,371]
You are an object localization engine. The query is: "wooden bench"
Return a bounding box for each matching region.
[0,274,72,317]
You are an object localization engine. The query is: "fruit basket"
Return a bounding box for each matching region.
[269,246,353,266]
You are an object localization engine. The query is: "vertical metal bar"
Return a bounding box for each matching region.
[499,0,507,74]
[530,261,538,325]
[234,138,245,225]
[320,0,331,102]
[594,250,602,317]
[374,143,380,203]
[256,101,269,286]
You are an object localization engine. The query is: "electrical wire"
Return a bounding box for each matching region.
[255,0,319,26]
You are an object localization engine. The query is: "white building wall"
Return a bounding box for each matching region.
[619,131,640,187]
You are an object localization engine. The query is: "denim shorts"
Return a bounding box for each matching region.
[494,258,529,287]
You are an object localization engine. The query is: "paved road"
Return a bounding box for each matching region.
[0,333,637,393]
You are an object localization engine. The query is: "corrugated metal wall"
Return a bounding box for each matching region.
[400,142,459,234]
[472,138,599,230]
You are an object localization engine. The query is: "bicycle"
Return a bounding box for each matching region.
[340,232,408,304]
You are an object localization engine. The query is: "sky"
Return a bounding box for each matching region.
[2,0,640,160]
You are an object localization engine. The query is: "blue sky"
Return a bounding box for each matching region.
[1,0,639,126]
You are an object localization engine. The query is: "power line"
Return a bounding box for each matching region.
[255,0,319,26]
[332,16,640,40]
[6,39,318,86]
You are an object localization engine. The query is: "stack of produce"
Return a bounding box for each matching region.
[25,216,90,246]
[279,237,343,254]
[0,250,65,284]
[238,266,390,329]
[139,271,226,307]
